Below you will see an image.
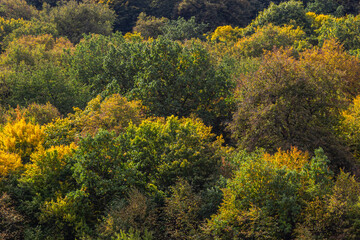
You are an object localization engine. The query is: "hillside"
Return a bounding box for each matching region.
[1,0,360,239]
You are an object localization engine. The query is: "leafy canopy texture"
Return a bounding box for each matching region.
[206,147,333,239]
[231,40,360,171]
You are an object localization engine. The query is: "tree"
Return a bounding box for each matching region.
[70,34,234,128]
[305,0,343,16]
[0,0,38,20]
[234,23,307,57]
[247,0,312,34]
[70,94,144,136]
[1,19,58,50]
[317,14,360,51]
[0,193,25,240]
[4,62,88,114]
[1,34,72,67]
[118,116,224,191]
[0,17,27,51]
[0,117,44,163]
[133,13,168,39]
[1,34,89,114]
[205,148,333,239]
[295,170,360,239]
[99,0,150,33]
[339,95,360,162]
[44,0,115,43]
[161,16,208,41]
[231,41,360,171]
[164,179,202,239]
[177,0,253,30]
[0,151,22,180]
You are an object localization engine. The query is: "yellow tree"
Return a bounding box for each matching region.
[0,117,44,163]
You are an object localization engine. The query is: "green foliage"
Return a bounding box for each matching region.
[248,0,311,34]
[98,188,156,239]
[0,17,27,51]
[235,23,308,57]
[113,228,153,240]
[177,0,254,30]
[0,33,89,114]
[317,14,360,51]
[0,0,38,20]
[71,130,142,226]
[164,179,202,239]
[333,0,359,15]
[134,15,208,41]
[16,144,78,239]
[231,42,360,170]
[20,144,76,201]
[206,147,333,239]
[70,34,233,127]
[127,38,232,125]
[118,116,224,191]
[5,61,88,114]
[161,16,208,41]
[305,0,343,16]
[98,0,149,33]
[44,0,116,43]
[295,170,360,239]
[1,34,72,67]
[133,12,168,39]
[2,1,360,238]
[68,33,131,95]
[2,19,58,49]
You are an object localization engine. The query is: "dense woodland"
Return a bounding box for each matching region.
[2,0,360,239]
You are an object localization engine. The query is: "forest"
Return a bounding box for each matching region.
[1,0,360,239]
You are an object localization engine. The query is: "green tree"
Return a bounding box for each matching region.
[247,0,312,34]
[206,148,333,239]
[164,179,202,239]
[2,19,58,50]
[133,12,168,39]
[100,0,150,33]
[0,17,27,51]
[118,116,224,191]
[317,14,360,51]
[161,16,208,41]
[305,0,343,16]
[70,34,233,128]
[44,0,115,43]
[5,62,88,114]
[177,0,253,30]
[0,0,38,20]
[295,170,360,239]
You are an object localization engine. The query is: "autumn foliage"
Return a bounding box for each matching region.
[1,0,360,239]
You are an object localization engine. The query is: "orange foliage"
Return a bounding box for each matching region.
[263,147,309,171]
[300,39,360,99]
